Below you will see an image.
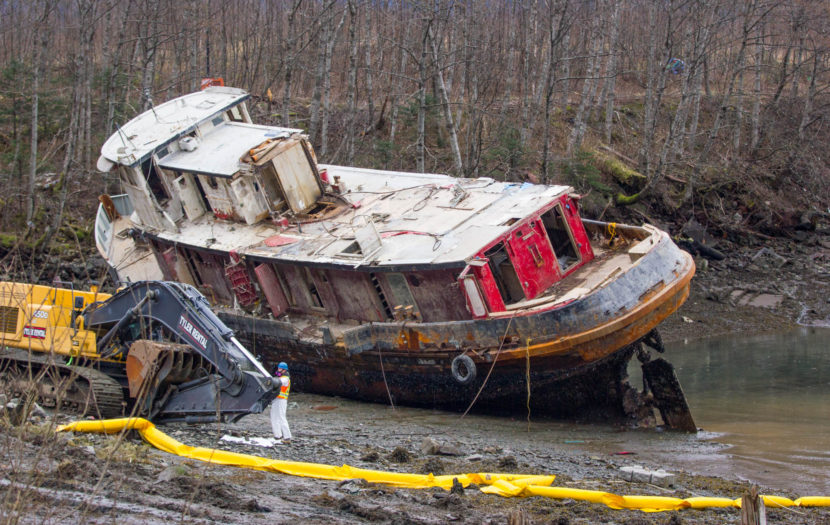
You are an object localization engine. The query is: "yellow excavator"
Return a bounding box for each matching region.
[0,280,277,422]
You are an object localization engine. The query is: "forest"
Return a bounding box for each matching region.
[0,0,828,282]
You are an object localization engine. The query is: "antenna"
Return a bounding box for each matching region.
[143,88,160,120]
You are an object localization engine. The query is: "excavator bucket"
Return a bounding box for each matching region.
[126,341,209,416]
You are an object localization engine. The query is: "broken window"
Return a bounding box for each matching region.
[181,248,205,287]
[386,273,420,320]
[303,267,324,309]
[541,205,580,273]
[484,242,525,305]
[143,158,170,205]
[226,106,244,122]
[272,265,295,306]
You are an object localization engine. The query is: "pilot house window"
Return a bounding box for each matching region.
[542,205,580,272]
[484,241,524,305]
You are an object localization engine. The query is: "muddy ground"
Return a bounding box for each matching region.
[2,232,829,524]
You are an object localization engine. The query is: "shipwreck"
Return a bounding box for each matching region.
[94,86,696,429]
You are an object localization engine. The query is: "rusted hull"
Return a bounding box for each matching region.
[222,237,694,421]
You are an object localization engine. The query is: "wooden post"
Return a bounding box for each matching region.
[741,485,767,525]
[642,357,697,431]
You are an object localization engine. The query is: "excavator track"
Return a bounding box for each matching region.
[0,348,124,419]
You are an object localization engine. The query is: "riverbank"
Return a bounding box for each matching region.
[661,229,830,343]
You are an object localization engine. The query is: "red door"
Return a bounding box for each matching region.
[505,220,561,300]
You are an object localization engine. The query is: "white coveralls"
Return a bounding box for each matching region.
[270,374,292,440]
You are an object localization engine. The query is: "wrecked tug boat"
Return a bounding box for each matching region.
[94,86,696,429]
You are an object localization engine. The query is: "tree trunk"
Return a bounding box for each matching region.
[139,0,162,110]
[27,0,53,230]
[363,3,375,130]
[45,0,95,252]
[519,0,535,146]
[557,27,571,110]
[416,20,429,173]
[732,48,745,157]
[320,4,347,157]
[346,0,358,164]
[567,8,602,156]
[429,26,463,175]
[750,21,764,151]
[389,17,410,143]
[104,0,133,136]
[281,0,303,127]
[797,50,819,141]
[603,0,621,145]
[639,3,658,172]
[540,0,571,182]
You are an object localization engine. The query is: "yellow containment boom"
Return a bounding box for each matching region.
[58,418,830,513]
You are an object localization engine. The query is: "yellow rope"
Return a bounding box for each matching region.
[525,338,531,431]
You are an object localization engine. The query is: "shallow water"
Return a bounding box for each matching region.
[385,327,830,494]
[263,327,830,497]
[666,326,830,494]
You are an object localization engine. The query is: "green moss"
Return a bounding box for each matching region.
[615,192,642,206]
[594,152,646,188]
[561,151,614,195]
[0,233,16,249]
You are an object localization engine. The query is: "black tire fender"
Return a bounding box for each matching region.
[450,354,477,385]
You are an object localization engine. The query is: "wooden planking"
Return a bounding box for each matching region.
[326,269,384,322]
[406,269,470,322]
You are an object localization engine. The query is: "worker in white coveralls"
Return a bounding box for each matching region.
[270,362,292,444]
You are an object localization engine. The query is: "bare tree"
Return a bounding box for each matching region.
[567,4,603,156]
[44,0,100,252]
[346,0,358,164]
[539,0,572,182]
[603,0,621,145]
[309,0,346,155]
[429,24,463,175]
[26,0,54,232]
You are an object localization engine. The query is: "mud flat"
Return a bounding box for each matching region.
[2,386,828,525]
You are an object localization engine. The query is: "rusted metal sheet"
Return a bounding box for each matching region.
[254,263,289,318]
[160,247,179,281]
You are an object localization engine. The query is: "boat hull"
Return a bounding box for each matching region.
[220,235,694,421]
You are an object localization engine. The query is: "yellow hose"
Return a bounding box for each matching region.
[58,418,830,512]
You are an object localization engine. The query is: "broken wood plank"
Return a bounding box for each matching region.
[642,357,697,432]
[741,485,767,525]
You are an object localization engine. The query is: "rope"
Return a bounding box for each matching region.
[378,346,395,411]
[460,314,516,418]
[525,338,531,431]
[607,222,617,242]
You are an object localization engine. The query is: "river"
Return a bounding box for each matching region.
[665,326,830,495]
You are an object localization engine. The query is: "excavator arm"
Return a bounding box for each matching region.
[83,281,277,423]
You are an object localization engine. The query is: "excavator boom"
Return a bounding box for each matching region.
[0,281,277,423]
